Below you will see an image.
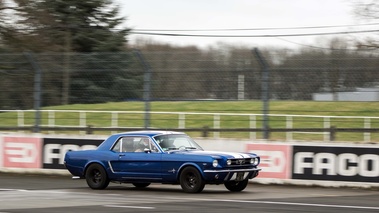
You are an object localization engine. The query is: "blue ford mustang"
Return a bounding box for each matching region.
[64,130,260,193]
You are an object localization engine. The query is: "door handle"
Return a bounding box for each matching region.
[119,154,125,157]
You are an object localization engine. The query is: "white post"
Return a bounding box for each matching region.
[286,116,293,141]
[249,115,256,140]
[111,112,118,134]
[364,118,371,142]
[48,111,55,134]
[179,113,185,129]
[213,114,220,138]
[324,117,330,142]
[80,111,86,134]
[17,110,24,133]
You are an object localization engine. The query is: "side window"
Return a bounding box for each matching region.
[121,137,136,152]
[111,137,136,152]
[112,136,159,153]
[135,137,149,152]
[135,137,159,153]
[150,140,159,152]
[111,139,121,152]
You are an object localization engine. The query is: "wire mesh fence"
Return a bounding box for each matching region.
[2,49,379,109]
[1,48,379,141]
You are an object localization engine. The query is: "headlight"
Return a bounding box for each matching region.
[226,159,232,166]
[212,159,218,167]
[250,158,258,165]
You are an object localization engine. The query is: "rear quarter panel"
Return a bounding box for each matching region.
[64,150,112,177]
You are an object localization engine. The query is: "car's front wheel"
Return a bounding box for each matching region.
[85,164,110,190]
[179,167,205,193]
[132,183,151,188]
[224,179,249,192]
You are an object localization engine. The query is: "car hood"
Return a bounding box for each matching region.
[168,150,253,159]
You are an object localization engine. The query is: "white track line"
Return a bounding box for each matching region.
[104,205,155,209]
[182,198,379,210]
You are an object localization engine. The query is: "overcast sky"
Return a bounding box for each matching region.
[115,0,374,49]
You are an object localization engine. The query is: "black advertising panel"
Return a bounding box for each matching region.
[292,145,379,183]
[43,138,103,169]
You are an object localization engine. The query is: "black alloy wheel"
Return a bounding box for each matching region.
[224,179,249,192]
[179,167,205,193]
[85,164,110,190]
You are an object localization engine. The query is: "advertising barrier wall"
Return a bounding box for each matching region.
[292,145,379,183]
[0,136,3,168]
[0,134,378,187]
[248,143,379,184]
[0,134,104,170]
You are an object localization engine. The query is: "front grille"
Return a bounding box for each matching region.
[229,158,251,166]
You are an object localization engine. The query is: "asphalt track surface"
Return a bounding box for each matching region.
[0,173,378,213]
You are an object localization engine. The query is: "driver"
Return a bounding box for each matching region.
[135,138,150,152]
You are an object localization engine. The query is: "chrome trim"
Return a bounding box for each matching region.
[72,176,81,180]
[108,161,115,173]
[204,168,261,173]
[243,172,249,179]
[229,173,237,180]
[121,177,161,180]
[229,172,250,181]
[224,172,231,181]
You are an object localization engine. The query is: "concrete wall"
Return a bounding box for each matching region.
[313,87,379,101]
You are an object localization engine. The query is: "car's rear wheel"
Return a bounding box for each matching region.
[179,167,205,193]
[132,183,151,188]
[224,179,249,192]
[85,164,110,190]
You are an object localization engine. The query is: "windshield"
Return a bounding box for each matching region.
[153,134,203,151]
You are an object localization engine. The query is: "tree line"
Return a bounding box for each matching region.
[1,0,378,109]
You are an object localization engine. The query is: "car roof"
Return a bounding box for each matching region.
[112,130,185,138]
[96,130,189,151]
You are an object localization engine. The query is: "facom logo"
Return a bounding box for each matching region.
[294,152,379,177]
[44,144,97,164]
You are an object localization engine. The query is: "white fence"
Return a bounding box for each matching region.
[0,110,378,142]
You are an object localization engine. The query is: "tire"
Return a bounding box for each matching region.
[179,167,205,193]
[85,164,110,190]
[224,179,249,192]
[132,183,151,188]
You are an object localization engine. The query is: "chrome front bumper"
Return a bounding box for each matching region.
[203,168,261,173]
[203,168,261,181]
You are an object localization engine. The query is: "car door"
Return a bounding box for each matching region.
[109,136,162,181]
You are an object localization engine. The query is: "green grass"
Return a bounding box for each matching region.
[1,101,379,142]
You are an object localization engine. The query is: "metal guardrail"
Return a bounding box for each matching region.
[1,125,379,142]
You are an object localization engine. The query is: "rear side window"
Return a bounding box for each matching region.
[111,136,158,153]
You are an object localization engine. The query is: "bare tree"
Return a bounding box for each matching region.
[353,0,379,49]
